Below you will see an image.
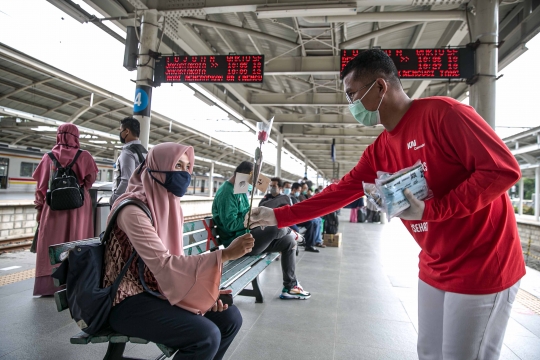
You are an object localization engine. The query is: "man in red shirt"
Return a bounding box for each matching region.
[246,49,525,360]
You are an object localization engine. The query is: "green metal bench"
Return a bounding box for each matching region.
[49,217,279,360]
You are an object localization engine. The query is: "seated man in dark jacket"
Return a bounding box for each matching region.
[259,178,293,209]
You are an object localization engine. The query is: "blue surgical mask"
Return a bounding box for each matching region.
[283,188,291,195]
[148,169,191,197]
[348,81,384,127]
[294,191,300,197]
[248,184,253,192]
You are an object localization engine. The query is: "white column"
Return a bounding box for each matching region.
[533,167,540,221]
[518,176,524,216]
[133,10,159,148]
[469,0,498,129]
[316,171,320,187]
[208,162,214,198]
[275,133,283,177]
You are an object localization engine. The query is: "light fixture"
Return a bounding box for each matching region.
[256,4,357,19]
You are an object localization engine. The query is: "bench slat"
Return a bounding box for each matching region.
[70,331,91,345]
[220,256,263,286]
[182,220,206,234]
[129,337,149,344]
[54,289,68,312]
[90,329,113,343]
[49,237,101,265]
[109,333,129,343]
[223,253,280,297]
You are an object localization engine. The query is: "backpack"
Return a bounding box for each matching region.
[46,150,84,211]
[51,198,159,334]
[116,144,147,188]
[323,211,339,234]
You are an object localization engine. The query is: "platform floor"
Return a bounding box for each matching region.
[1,209,540,360]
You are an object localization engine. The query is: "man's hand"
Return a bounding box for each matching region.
[222,233,255,262]
[244,207,277,229]
[398,189,425,221]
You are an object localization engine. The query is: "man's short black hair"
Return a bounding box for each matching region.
[235,161,253,174]
[121,117,141,137]
[283,181,291,187]
[291,182,302,191]
[270,177,283,188]
[340,49,400,85]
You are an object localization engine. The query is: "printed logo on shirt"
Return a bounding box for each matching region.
[407,139,425,151]
[410,222,428,233]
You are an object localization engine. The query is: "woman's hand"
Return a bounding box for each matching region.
[210,289,233,312]
[222,233,255,262]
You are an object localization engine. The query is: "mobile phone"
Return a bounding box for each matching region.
[218,293,233,307]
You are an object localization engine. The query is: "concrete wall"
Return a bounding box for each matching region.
[517,219,540,271]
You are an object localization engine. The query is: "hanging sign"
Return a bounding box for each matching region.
[133,85,152,116]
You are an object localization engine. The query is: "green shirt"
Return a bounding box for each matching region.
[212,181,249,247]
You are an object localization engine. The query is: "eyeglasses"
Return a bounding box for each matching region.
[345,80,377,105]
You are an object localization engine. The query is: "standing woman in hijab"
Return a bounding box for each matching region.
[104,143,254,360]
[32,124,98,296]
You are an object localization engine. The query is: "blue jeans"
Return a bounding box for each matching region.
[297,220,317,247]
[313,217,323,245]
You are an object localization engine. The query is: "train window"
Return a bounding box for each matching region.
[106,170,113,182]
[20,162,39,177]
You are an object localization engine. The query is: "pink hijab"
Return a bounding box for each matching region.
[110,143,195,256]
[51,123,82,167]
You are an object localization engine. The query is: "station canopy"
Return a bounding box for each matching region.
[12,0,540,178]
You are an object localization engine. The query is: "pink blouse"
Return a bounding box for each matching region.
[111,205,223,315]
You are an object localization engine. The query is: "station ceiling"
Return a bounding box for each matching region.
[0,43,300,180]
[4,0,540,179]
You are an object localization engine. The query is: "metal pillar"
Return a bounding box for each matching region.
[133,10,159,148]
[518,176,524,216]
[533,167,540,221]
[208,162,214,197]
[316,171,320,187]
[469,0,498,129]
[304,157,308,178]
[275,134,283,177]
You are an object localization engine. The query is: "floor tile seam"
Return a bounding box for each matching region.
[331,245,343,360]
[399,298,418,334]
[510,316,540,340]
[502,344,522,360]
[333,338,414,352]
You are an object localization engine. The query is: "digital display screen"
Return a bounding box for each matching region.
[154,55,264,84]
[340,48,474,79]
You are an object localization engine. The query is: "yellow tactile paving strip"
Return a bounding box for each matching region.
[516,289,540,315]
[0,268,35,287]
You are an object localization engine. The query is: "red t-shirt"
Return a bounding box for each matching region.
[275,97,525,294]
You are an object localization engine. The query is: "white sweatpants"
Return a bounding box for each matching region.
[417,279,520,360]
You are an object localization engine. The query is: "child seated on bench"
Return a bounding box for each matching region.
[103,143,254,360]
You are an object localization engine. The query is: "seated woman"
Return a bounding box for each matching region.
[103,143,254,360]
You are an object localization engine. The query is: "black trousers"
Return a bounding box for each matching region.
[249,226,297,289]
[109,292,242,360]
[297,220,317,247]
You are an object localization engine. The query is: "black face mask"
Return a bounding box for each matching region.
[119,130,127,144]
[147,169,191,197]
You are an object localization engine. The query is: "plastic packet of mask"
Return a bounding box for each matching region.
[375,160,432,219]
[362,182,384,212]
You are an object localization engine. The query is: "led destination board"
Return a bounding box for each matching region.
[154,55,264,84]
[341,48,474,79]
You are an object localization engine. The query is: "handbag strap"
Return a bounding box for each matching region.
[103,198,163,299]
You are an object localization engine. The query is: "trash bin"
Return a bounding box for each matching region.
[88,182,112,237]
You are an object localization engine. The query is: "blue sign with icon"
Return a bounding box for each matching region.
[133,85,152,116]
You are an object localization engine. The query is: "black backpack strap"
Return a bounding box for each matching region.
[66,149,83,170]
[102,198,164,299]
[47,152,61,169]
[126,144,147,164]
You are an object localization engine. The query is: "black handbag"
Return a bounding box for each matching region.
[51,198,154,334]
